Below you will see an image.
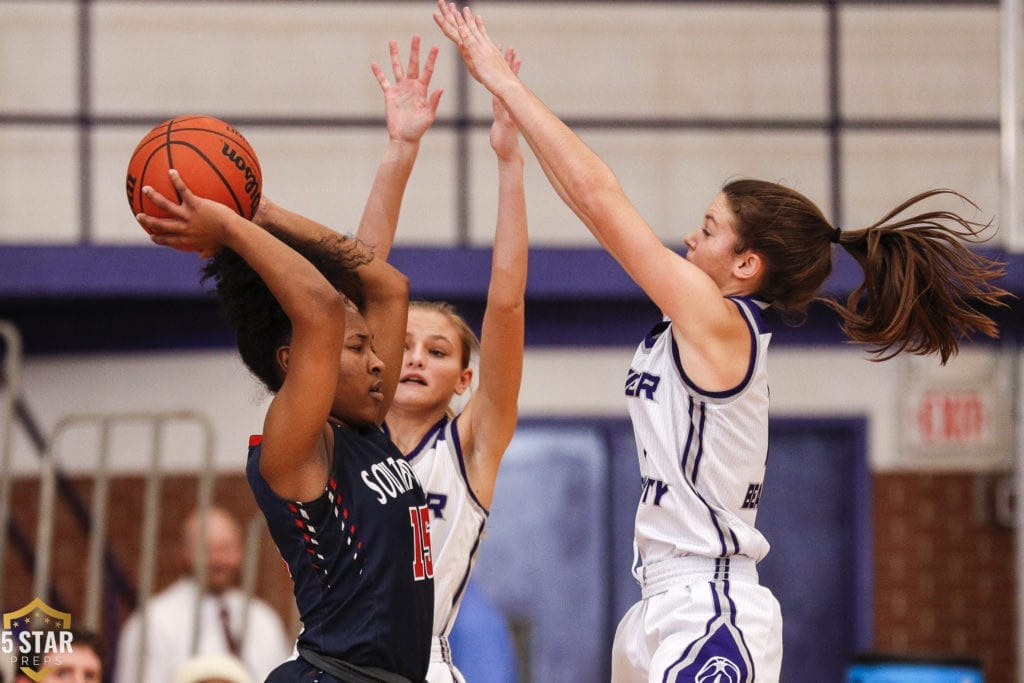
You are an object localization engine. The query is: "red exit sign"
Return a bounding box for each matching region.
[913,390,990,445]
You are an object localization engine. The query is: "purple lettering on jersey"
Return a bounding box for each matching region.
[626,369,661,400]
[426,493,448,520]
[640,476,670,506]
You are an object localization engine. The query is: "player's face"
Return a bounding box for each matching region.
[332,307,386,426]
[684,192,746,291]
[38,646,101,683]
[395,308,471,412]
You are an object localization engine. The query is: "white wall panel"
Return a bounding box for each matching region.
[469,3,827,119]
[468,129,830,246]
[0,2,77,114]
[842,6,998,119]
[842,131,999,233]
[92,2,452,118]
[0,126,79,243]
[250,127,458,246]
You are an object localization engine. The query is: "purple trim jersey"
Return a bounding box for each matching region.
[627,296,773,576]
[397,415,487,638]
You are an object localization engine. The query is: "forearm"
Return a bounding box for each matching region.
[252,197,337,244]
[488,154,528,307]
[221,214,345,330]
[474,148,527,418]
[253,193,398,307]
[361,265,410,422]
[355,137,422,261]
[496,80,625,248]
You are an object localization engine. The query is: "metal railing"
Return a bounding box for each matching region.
[0,357,271,679]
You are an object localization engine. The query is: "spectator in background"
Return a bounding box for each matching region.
[172,653,254,683]
[114,506,291,683]
[14,628,103,683]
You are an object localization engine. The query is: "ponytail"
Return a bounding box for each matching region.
[825,189,1010,364]
[725,181,1011,365]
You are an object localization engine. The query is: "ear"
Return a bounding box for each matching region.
[733,250,763,283]
[454,367,473,396]
[276,345,291,376]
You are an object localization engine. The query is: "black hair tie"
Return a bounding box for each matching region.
[830,226,842,244]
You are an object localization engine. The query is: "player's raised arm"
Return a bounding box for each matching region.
[433,2,747,386]
[138,170,347,501]
[459,47,527,509]
[251,37,440,422]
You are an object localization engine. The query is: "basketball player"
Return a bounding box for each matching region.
[433,4,1010,681]
[380,48,527,683]
[136,36,443,682]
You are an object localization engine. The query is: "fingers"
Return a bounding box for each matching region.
[388,39,405,81]
[371,61,389,90]
[421,44,439,85]
[166,168,192,199]
[140,177,185,218]
[433,1,462,43]
[405,35,420,80]
[136,211,179,238]
[427,87,444,114]
[505,47,521,76]
[381,35,438,87]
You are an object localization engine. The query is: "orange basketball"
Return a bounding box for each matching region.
[126,115,262,221]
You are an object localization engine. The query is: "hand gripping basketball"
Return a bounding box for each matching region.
[126,115,262,221]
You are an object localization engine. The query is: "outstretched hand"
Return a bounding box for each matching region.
[135,169,235,258]
[433,1,518,94]
[371,35,443,144]
[490,48,522,161]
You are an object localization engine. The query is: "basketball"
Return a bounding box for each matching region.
[126,115,262,221]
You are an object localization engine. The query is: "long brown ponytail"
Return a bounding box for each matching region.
[724,181,1011,364]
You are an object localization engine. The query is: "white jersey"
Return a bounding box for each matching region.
[627,296,772,578]
[399,414,488,638]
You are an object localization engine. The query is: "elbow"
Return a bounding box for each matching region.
[290,284,349,336]
[367,263,409,305]
[317,287,351,324]
[384,266,410,301]
[569,170,623,225]
[486,289,526,317]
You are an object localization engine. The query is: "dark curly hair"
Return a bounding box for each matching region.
[724,179,1011,364]
[201,231,370,392]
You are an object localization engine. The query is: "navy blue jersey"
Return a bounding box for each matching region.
[247,422,434,681]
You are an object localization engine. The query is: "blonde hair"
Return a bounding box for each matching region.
[409,300,480,369]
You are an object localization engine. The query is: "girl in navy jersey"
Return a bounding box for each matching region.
[136,37,443,683]
[434,4,1010,682]
[382,49,527,683]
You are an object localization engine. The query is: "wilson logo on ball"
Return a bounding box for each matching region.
[220,143,262,218]
[126,115,263,221]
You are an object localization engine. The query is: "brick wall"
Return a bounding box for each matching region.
[873,472,1015,683]
[1,473,297,667]
[3,470,1017,681]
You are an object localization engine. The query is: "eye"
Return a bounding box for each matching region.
[429,348,447,358]
[702,227,711,237]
